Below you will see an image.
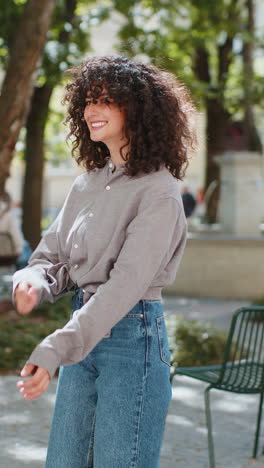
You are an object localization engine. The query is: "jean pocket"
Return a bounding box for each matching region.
[156,316,171,367]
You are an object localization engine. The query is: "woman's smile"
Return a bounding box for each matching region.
[90,120,108,130]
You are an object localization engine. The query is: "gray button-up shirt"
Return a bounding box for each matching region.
[13,161,187,378]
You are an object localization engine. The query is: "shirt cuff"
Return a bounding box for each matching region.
[12,268,48,306]
[26,343,61,379]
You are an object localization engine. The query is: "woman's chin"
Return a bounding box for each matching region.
[90,134,103,142]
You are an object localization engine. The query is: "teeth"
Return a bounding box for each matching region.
[91,122,106,128]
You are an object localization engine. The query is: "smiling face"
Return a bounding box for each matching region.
[84,90,127,151]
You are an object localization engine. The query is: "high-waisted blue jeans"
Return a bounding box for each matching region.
[45,289,172,468]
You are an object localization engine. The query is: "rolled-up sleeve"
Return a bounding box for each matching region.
[26,197,187,378]
[12,215,73,305]
[12,179,78,305]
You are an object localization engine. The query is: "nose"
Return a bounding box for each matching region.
[84,102,98,119]
[85,102,98,118]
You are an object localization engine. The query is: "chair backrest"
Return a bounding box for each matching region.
[0,231,17,265]
[218,307,264,393]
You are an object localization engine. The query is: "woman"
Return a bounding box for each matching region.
[14,56,195,468]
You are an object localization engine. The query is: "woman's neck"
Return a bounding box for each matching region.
[108,143,129,167]
[110,153,125,167]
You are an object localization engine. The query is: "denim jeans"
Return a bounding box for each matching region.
[45,289,172,468]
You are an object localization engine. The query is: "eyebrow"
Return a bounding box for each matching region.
[85,93,110,100]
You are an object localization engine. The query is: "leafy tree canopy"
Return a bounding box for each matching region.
[113,0,264,114]
[0,0,110,85]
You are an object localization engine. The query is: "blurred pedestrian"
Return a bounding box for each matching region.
[181,185,196,218]
[195,187,206,221]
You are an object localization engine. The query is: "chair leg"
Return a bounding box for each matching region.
[205,385,216,468]
[253,392,263,458]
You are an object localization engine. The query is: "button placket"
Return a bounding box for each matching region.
[72,208,94,259]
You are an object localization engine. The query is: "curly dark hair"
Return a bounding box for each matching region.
[63,55,196,179]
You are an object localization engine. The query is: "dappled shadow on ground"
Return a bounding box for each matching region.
[0,376,56,467]
[1,375,264,468]
[161,375,264,468]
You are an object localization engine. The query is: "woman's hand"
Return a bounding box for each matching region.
[16,363,51,400]
[15,281,38,315]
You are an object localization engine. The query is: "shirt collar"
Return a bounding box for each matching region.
[108,157,126,172]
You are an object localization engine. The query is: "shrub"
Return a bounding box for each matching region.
[171,318,228,368]
[251,298,264,306]
[0,294,73,373]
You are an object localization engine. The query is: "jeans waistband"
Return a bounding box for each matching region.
[72,288,162,316]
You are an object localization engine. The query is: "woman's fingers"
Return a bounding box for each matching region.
[17,366,51,400]
[20,376,50,400]
[20,363,36,377]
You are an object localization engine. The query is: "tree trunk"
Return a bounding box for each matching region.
[242,0,262,152]
[0,0,56,196]
[193,45,230,223]
[205,98,229,223]
[22,0,79,249]
[22,85,54,249]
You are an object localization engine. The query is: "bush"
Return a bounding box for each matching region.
[0,298,232,374]
[251,298,264,306]
[0,294,73,373]
[171,318,228,368]
[33,293,73,321]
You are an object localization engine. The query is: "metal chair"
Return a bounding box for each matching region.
[172,306,264,468]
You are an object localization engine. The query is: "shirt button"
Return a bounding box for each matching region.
[106,185,111,190]
[88,212,94,217]
[74,244,78,248]
[74,264,79,270]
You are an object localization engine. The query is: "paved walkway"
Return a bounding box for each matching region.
[1,295,264,467]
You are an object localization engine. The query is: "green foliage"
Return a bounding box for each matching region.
[33,294,73,321]
[36,0,95,87]
[113,0,264,117]
[251,297,264,306]
[0,0,26,65]
[171,318,228,367]
[0,0,110,79]
[44,85,70,164]
[0,0,111,166]
[0,294,73,373]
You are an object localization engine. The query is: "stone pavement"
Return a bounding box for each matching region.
[1,295,264,468]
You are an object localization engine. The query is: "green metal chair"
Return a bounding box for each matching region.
[172,306,264,468]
